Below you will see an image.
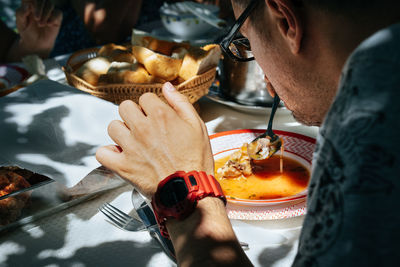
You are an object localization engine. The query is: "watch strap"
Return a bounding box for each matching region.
[152,171,226,238]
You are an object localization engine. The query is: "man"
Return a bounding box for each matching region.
[96,0,400,266]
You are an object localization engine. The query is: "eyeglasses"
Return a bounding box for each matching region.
[219,0,260,62]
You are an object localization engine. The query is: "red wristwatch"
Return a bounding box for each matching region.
[151,170,226,238]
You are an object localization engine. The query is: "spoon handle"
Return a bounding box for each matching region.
[267,95,281,137]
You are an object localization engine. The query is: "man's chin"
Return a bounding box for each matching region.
[291,111,322,127]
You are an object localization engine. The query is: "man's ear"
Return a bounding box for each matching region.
[266,0,303,54]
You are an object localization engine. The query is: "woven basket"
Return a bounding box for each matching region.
[63,47,216,105]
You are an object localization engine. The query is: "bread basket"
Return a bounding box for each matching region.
[63,47,217,105]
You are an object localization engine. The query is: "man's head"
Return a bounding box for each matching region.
[229,0,400,126]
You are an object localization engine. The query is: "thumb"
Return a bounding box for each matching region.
[162,82,200,123]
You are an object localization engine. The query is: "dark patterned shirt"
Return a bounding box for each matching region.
[293,23,400,266]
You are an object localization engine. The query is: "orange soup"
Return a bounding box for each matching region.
[215,154,310,200]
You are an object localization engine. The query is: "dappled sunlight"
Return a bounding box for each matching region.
[0,80,119,187]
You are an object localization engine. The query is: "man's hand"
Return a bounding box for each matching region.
[96,82,215,199]
[15,0,62,58]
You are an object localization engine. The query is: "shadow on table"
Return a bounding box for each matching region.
[258,243,295,266]
[0,186,175,267]
[3,240,166,267]
[0,104,96,186]
[0,81,105,186]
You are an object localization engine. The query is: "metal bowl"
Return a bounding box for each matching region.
[219,57,274,107]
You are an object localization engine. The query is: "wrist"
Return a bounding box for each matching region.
[6,37,37,62]
[13,36,52,60]
[166,196,227,239]
[166,197,248,266]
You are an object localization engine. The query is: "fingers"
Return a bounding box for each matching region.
[40,0,54,26]
[119,100,146,130]
[162,82,200,124]
[47,7,62,27]
[32,0,59,26]
[96,145,124,172]
[33,0,44,21]
[138,92,174,119]
[16,2,32,31]
[107,120,132,148]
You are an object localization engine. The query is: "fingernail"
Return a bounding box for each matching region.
[164,82,176,92]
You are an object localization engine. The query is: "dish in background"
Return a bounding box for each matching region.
[207,83,290,115]
[210,129,316,220]
[159,2,219,38]
[0,65,29,97]
[151,26,221,46]
[0,166,53,226]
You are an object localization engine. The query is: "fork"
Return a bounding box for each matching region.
[99,203,145,231]
[99,202,249,250]
[99,202,177,262]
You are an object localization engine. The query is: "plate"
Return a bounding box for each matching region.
[0,64,29,97]
[151,26,222,46]
[207,86,291,115]
[210,129,316,220]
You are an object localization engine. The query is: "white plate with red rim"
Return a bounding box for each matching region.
[209,129,316,220]
[0,64,29,97]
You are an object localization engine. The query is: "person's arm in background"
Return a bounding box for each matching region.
[2,0,62,63]
[96,83,253,267]
[70,0,143,45]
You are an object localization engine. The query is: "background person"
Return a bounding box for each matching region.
[0,0,62,62]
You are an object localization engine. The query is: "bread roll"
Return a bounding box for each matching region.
[178,44,221,81]
[75,57,111,85]
[99,62,165,84]
[98,43,135,63]
[131,46,182,81]
[171,47,189,59]
[132,35,190,56]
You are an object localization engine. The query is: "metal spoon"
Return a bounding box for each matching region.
[247,94,282,160]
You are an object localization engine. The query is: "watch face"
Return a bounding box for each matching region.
[159,177,188,207]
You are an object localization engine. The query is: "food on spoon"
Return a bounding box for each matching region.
[0,167,31,225]
[247,136,282,160]
[75,57,111,85]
